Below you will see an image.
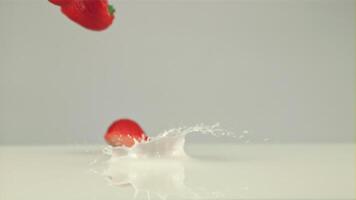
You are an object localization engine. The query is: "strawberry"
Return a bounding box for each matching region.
[104,119,149,147]
[49,0,115,31]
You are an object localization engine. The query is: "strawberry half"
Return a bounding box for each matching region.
[49,0,115,31]
[105,119,149,147]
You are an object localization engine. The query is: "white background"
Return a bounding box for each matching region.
[0,0,354,144]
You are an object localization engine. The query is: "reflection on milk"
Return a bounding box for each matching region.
[103,158,230,200]
[104,159,194,199]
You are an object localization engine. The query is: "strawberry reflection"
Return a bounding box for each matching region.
[103,158,198,199]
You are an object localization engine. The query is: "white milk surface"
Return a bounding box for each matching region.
[0,144,354,200]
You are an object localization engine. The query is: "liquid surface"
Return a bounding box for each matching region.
[0,144,354,200]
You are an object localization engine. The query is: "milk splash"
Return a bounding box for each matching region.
[102,123,237,159]
[94,124,247,200]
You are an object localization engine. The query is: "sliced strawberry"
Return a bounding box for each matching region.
[105,119,149,147]
[49,0,115,31]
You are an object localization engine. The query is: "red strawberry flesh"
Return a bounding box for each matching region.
[105,119,149,147]
[49,0,115,31]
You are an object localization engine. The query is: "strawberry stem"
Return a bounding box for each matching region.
[108,4,115,15]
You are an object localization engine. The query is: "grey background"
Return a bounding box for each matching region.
[0,0,354,145]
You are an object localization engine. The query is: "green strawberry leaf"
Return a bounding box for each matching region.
[108,4,115,15]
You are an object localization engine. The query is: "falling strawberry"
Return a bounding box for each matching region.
[105,119,149,147]
[49,0,115,31]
